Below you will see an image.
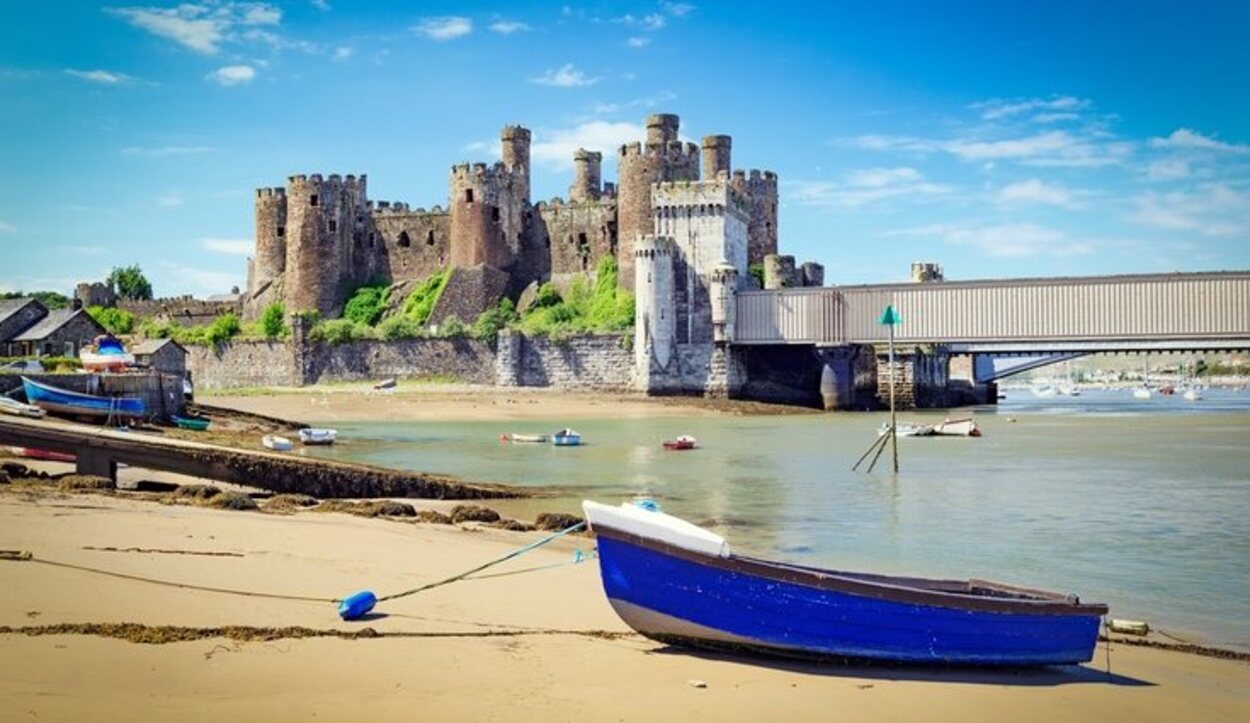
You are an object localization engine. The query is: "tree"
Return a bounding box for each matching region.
[107,265,154,301]
[260,302,286,338]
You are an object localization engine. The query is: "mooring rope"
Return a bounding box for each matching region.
[0,521,590,607]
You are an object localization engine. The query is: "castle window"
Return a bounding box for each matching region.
[276,226,285,238]
[310,194,319,207]
[465,189,474,203]
[369,232,376,247]
[492,206,500,222]
[426,230,435,246]
[398,231,411,248]
[577,232,588,247]
[328,219,337,232]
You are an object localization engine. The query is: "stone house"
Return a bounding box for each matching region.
[4,306,108,358]
[0,298,50,356]
[131,338,188,377]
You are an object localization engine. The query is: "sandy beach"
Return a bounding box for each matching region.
[1,471,1248,722]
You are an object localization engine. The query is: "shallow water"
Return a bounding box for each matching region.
[306,387,1250,651]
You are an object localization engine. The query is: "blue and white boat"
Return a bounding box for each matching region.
[21,377,146,419]
[552,428,582,446]
[582,500,1108,666]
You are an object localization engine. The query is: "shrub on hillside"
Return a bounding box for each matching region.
[259,302,286,338]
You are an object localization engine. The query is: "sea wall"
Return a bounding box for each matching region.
[185,333,631,391]
[188,341,294,390]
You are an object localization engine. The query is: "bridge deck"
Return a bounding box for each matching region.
[734,271,1250,348]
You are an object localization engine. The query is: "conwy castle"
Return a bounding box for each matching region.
[242,112,826,396]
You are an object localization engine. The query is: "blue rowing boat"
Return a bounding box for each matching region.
[21,376,146,419]
[582,500,1108,666]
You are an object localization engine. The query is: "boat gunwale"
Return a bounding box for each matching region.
[591,524,1108,617]
[21,376,146,417]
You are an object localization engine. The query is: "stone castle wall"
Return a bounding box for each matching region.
[185,333,631,391]
[536,199,618,289]
[119,297,242,327]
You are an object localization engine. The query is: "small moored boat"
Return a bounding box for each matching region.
[0,396,47,419]
[298,428,338,446]
[932,417,982,437]
[373,378,397,390]
[79,335,134,372]
[171,414,211,431]
[1132,387,1152,400]
[662,435,698,451]
[583,500,1108,665]
[1182,387,1203,401]
[877,422,934,437]
[552,428,582,446]
[21,377,145,419]
[505,433,548,444]
[262,435,294,452]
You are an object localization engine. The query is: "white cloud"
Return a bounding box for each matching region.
[110,5,224,54]
[661,2,696,16]
[206,65,256,86]
[201,238,253,256]
[156,191,184,207]
[1129,186,1249,237]
[531,120,645,170]
[489,20,531,34]
[1146,158,1191,181]
[590,91,676,115]
[846,167,922,188]
[890,222,1091,258]
[626,36,650,48]
[413,16,472,40]
[0,221,15,234]
[311,0,330,10]
[852,130,1133,167]
[530,64,599,87]
[121,145,213,156]
[971,96,1089,121]
[996,178,1081,208]
[109,3,283,55]
[64,68,132,84]
[333,45,353,61]
[615,13,666,30]
[789,167,950,209]
[1148,128,1249,154]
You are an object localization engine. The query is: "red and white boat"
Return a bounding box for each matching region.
[662,435,698,451]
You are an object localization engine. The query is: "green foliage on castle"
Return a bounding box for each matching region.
[87,306,135,335]
[515,257,634,340]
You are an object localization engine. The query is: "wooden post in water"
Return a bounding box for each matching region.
[878,304,902,474]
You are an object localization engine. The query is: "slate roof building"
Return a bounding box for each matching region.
[0,299,108,358]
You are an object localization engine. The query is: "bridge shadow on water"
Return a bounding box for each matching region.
[644,645,1154,687]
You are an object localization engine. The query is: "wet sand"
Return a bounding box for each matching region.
[1,484,1248,722]
[199,383,812,424]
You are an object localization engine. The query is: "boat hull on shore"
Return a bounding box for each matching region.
[21,377,145,419]
[584,501,1106,666]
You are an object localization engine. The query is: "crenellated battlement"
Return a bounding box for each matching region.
[652,179,750,216]
[619,140,700,162]
[256,187,287,198]
[634,234,675,258]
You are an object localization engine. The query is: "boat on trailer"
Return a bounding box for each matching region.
[582,500,1108,665]
[21,377,145,419]
[79,335,134,372]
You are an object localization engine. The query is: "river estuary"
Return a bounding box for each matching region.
[307,387,1250,652]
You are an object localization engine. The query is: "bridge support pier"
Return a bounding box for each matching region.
[76,446,117,482]
[874,345,951,410]
[815,344,878,410]
[948,355,998,406]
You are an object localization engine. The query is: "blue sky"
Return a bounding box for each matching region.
[1,0,1248,297]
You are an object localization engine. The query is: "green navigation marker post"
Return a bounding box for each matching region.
[879,304,902,473]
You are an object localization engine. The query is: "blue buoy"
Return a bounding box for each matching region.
[338,590,377,621]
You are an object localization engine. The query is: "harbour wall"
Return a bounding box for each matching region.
[186,333,634,391]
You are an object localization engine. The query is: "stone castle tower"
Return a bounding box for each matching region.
[243,112,788,325]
